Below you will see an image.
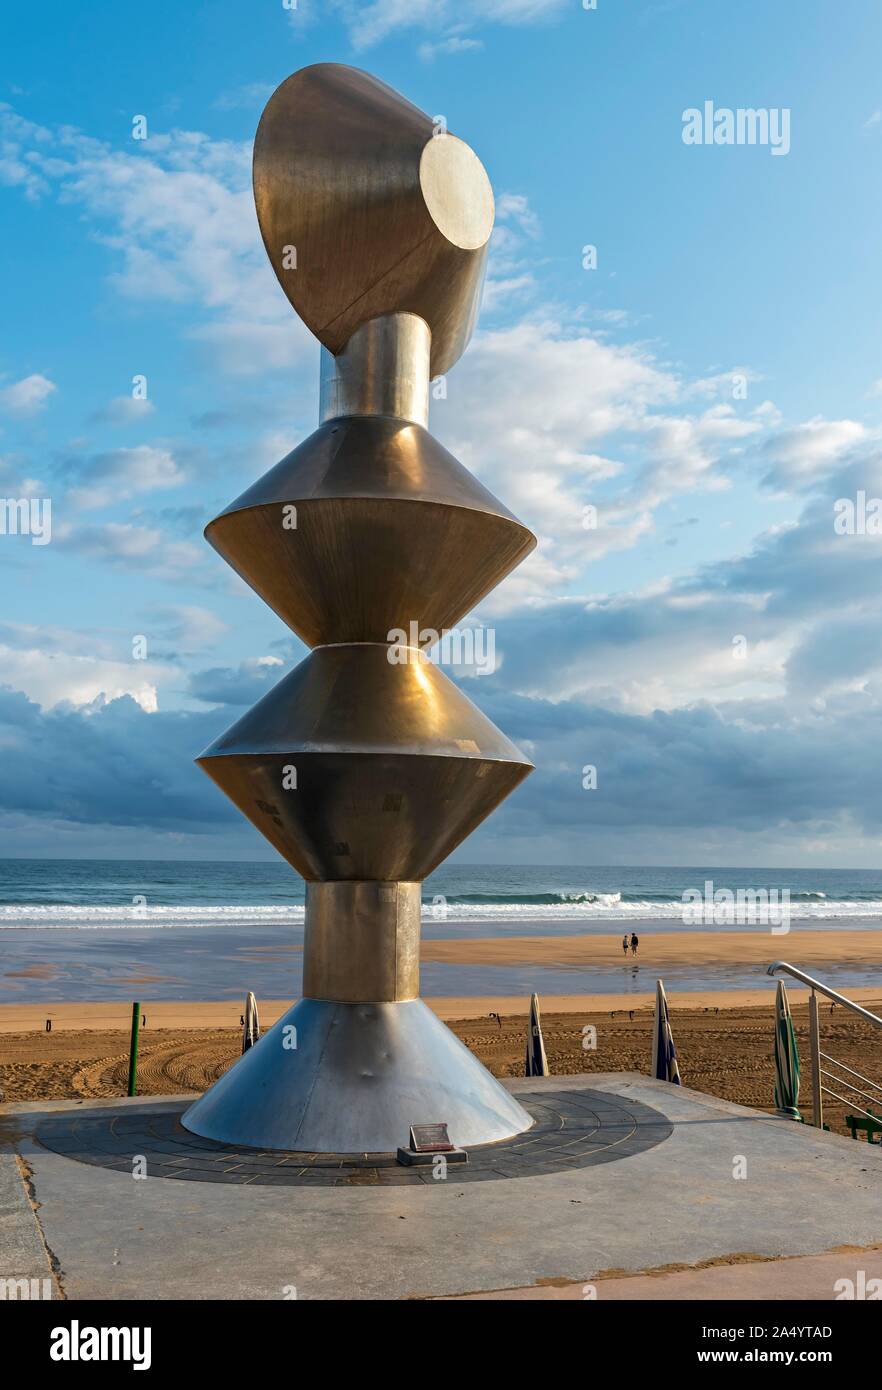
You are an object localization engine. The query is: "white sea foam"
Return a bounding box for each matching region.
[2,897,882,928]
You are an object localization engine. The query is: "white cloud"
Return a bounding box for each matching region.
[473,449,882,718]
[419,36,484,61]
[0,373,56,415]
[630,403,759,509]
[0,610,225,711]
[63,445,187,510]
[91,396,156,426]
[145,604,228,651]
[0,107,297,379]
[589,308,633,327]
[426,319,776,610]
[495,192,541,240]
[188,318,314,376]
[330,0,568,48]
[213,82,275,111]
[0,104,52,198]
[332,0,440,47]
[0,627,172,712]
[482,192,543,311]
[436,320,672,527]
[56,520,203,578]
[481,274,536,312]
[760,416,867,491]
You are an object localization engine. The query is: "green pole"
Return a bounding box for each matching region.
[127,1001,141,1097]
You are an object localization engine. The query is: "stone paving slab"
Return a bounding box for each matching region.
[0,1153,57,1295]
[2,1074,881,1300]
[444,1248,882,1300]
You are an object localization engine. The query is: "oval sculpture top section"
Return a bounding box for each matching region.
[252,62,494,376]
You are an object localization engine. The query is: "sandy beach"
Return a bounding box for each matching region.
[420,929,882,968]
[3,992,882,1140]
[3,924,880,1140]
[4,983,882,1032]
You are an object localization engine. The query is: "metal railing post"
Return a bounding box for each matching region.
[808,990,823,1129]
[127,1001,141,1098]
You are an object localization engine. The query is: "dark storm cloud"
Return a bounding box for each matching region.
[0,687,232,832]
[3,673,882,850]
[471,686,882,837]
[187,659,285,706]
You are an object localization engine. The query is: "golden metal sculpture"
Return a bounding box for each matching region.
[182,64,537,1153]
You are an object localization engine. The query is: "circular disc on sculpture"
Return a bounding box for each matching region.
[252,62,494,375]
[418,134,495,251]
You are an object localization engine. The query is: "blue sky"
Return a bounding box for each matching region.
[3,0,882,866]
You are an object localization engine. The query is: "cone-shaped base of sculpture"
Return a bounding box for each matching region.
[181,997,533,1153]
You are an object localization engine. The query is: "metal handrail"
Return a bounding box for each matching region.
[819,1067,882,1112]
[767,963,882,1025]
[819,1086,882,1127]
[767,961,882,1131]
[818,1052,882,1098]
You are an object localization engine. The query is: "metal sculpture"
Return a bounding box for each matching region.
[183,64,537,1153]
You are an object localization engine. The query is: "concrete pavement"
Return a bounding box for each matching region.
[2,1073,880,1300]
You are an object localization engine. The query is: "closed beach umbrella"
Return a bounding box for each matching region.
[242,990,261,1054]
[651,978,681,1085]
[773,979,801,1120]
[525,992,549,1077]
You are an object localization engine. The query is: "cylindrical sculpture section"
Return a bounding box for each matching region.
[319,313,430,427]
[303,879,421,1002]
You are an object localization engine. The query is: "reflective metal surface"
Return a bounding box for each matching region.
[320,312,430,427]
[183,998,532,1153]
[197,643,532,881]
[206,415,534,647]
[186,64,537,1153]
[303,880,421,1002]
[252,63,493,376]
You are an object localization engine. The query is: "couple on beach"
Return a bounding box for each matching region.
[622,933,639,957]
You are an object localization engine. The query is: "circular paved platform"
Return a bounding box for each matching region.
[35,1087,672,1186]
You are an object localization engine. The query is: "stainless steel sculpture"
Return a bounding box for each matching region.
[183,63,537,1153]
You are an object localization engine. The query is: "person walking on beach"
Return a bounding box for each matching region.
[622,933,629,956]
[630,932,639,957]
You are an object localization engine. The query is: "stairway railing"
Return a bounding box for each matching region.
[767,961,882,1130]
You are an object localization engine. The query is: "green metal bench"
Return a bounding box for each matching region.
[846,1113,882,1143]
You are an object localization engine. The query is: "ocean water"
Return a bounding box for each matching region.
[1,860,880,1003]
[2,859,882,929]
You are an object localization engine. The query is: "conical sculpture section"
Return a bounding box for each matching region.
[183,64,537,1153]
